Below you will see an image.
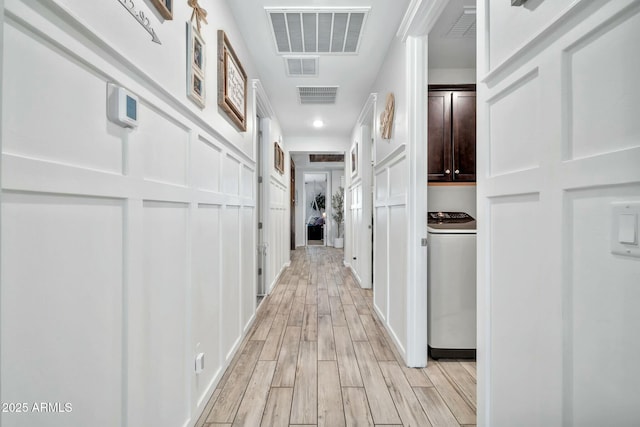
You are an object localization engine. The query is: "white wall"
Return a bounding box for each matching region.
[477,0,640,425]
[0,1,285,426]
[428,185,476,218]
[287,136,350,152]
[428,67,476,84]
[366,34,411,361]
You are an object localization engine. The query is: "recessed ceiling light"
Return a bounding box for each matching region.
[313,120,324,128]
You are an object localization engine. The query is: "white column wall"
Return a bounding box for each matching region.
[0,1,285,426]
[366,35,412,363]
[477,0,640,425]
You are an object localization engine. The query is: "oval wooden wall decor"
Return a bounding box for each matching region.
[380,92,394,139]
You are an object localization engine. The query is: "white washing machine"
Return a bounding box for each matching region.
[427,212,476,359]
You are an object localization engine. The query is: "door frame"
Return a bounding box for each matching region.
[354,95,376,290]
[302,171,330,247]
[397,0,448,368]
[252,80,275,300]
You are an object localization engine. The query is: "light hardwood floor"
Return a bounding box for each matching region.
[196,247,476,427]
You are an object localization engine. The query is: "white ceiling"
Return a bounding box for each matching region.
[227,0,475,139]
[428,0,477,69]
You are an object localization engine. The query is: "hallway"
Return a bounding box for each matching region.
[196,247,476,427]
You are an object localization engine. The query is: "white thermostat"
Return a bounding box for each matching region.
[107,83,138,128]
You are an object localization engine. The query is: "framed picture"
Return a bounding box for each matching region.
[351,144,358,175]
[274,142,285,174]
[279,147,285,174]
[187,23,205,108]
[150,0,173,20]
[218,30,247,132]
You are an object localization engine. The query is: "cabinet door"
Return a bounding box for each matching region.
[452,91,476,181]
[428,91,452,181]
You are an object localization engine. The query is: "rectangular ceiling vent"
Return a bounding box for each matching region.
[297,86,338,104]
[266,8,369,54]
[446,6,476,38]
[285,56,319,77]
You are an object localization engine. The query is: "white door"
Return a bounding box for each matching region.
[477,1,640,425]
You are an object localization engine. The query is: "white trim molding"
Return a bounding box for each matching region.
[397,0,449,40]
[404,35,429,368]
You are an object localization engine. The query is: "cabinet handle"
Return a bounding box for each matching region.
[445,169,451,174]
[455,169,460,174]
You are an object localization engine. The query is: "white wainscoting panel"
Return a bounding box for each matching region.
[138,110,189,186]
[241,206,256,330]
[487,194,562,426]
[221,206,241,357]
[388,157,407,198]
[372,145,408,360]
[193,137,222,193]
[564,7,640,160]
[241,165,254,199]
[488,69,541,176]
[223,155,241,197]
[387,204,407,354]
[566,185,640,426]
[191,204,222,406]
[374,205,388,321]
[376,167,388,201]
[1,193,123,427]
[141,201,189,427]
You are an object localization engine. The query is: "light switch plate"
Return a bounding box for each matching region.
[195,353,205,374]
[611,202,640,258]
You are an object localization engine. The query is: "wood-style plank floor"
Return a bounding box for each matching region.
[196,247,476,427]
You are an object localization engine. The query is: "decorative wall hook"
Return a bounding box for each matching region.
[188,0,208,33]
[380,93,395,139]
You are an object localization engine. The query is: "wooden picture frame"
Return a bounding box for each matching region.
[351,144,358,175]
[274,142,285,174]
[187,23,205,108]
[218,30,247,131]
[150,0,173,20]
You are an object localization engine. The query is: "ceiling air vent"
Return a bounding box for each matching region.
[285,56,319,77]
[446,6,476,38]
[266,8,369,54]
[297,86,338,104]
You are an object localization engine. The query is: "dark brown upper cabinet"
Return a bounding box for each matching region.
[428,87,476,182]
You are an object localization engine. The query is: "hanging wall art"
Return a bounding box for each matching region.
[150,0,173,20]
[274,142,285,174]
[218,30,247,132]
[187,22,206,108]
[380,92,395,139]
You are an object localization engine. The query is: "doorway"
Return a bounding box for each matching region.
[304,172,328,246]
